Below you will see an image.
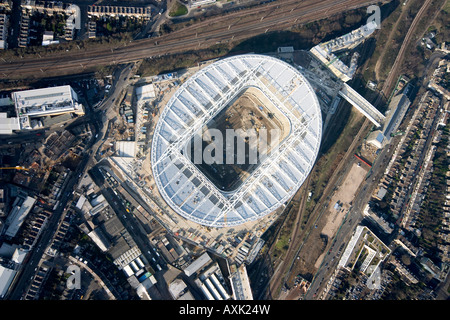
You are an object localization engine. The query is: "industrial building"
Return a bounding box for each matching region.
[0,113,20,134]
[186,256,232,300]
[310,21,377,82]
[382,93,411,141]
[0,13,8,50]
[367,93,411,149]
[197,272,231,300]
[151,54,322,228]
[12,85,84,130]
[0,265,16,298]
[183,252,212,277]
[3,195,36,238]
[229,264,253,300]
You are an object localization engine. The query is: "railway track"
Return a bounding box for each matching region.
[380,0,433,97]
[0,0,380,79]
[373,0,433,109]
[269,114,371,298]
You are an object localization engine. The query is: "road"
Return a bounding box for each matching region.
[304,142,396,299]
[6,68,106,299]
[0,129,47,145]
[267,111,371,298]
[0,0,381,79]
[67,255,117,300]
[306,73,445,299]
[8,153,91,299]
[5,32,155,300]
[300,0,436,299]
[88,164,173,300]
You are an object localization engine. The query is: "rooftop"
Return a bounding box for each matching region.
[151,54,322,228]
[0,265,16,298]
[12,85,84,130]
[5,196,36,238]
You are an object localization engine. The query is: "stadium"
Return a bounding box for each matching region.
[151,54,322,228]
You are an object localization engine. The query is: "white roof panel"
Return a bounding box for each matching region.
[151,54,321,227]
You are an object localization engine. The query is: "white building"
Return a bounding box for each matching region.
[0,113,20,134]
[367,130,385,149]
[184,252,212,277]
[135,84,156,101]
[4,196,36,238]
[189,0,216,8]
[12,85,84,130]
[0,13,8,50]
[115,141,137,158]
[310,22,377,82]
[0,265,16,298]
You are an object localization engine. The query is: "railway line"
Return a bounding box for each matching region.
[380,0,433,97]
[0,0,380,79]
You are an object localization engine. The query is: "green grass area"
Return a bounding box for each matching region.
[169,2,188,17]
[306,106,366,215]
[269,203,298,261]
[427,0,450,44]
[363,0,447,83]
[138,44,229,76]
[443,0,450,13]
[275,234,290,252]
[377,0,424,81]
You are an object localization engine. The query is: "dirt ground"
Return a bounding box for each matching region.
[315,162,368,268]
[287,160,368,283]
[320,162,368,239]
[360,142,379,164]
[193,86,290,190]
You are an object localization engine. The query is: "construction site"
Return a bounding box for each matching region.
[190,86,290,192]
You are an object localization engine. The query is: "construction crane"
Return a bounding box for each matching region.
[0,166,29,171]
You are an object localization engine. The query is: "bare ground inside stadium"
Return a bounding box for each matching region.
[188,86,290,192]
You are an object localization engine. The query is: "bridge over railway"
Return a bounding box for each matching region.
[339,83,386,127]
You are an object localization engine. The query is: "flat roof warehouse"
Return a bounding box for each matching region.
[11,85,84,130]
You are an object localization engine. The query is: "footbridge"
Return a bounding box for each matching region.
[339,83,385,127]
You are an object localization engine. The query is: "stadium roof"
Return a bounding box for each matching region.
[151,54,322,228]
